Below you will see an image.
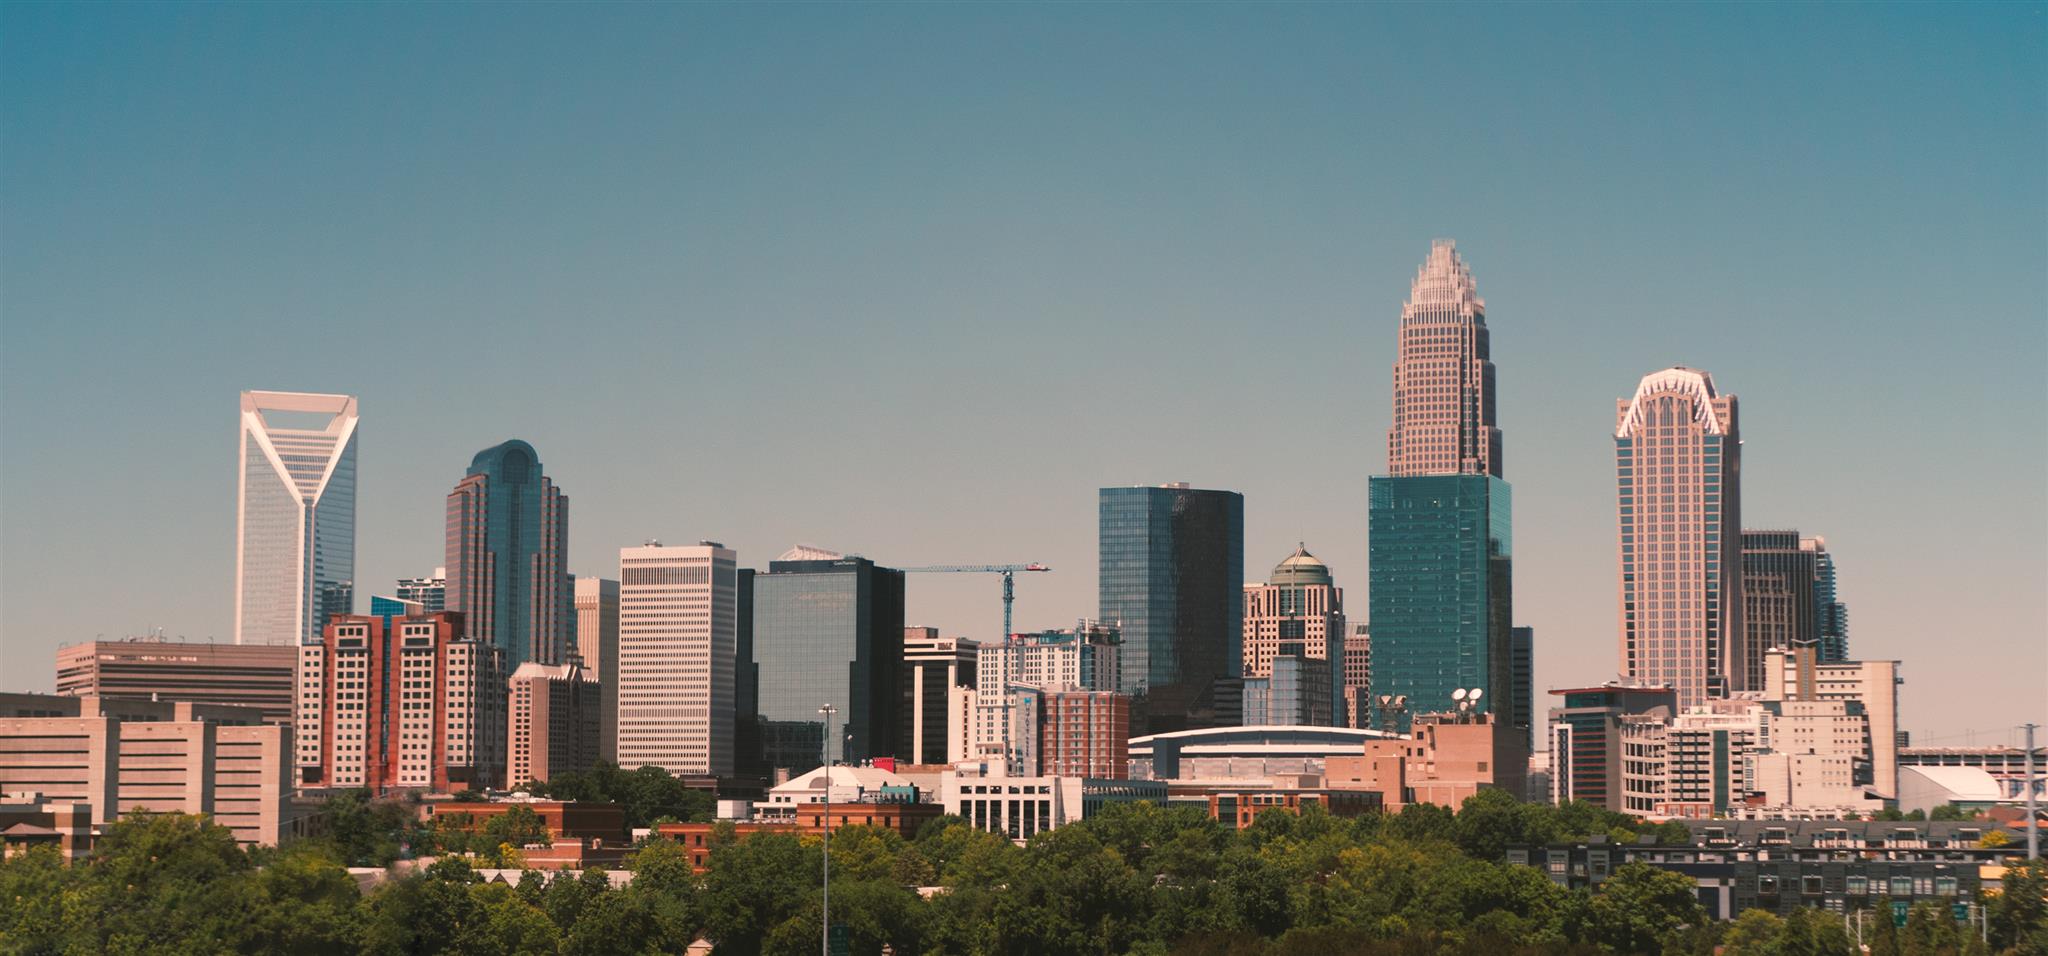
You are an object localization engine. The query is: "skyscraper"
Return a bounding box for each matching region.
[1099,484,1244,736]
[445,440,572,669]
[235,390,358,646]
[397,569,447,612]
[616,542,738,777]
[1343,624,1372,729]
[900,628,977,766]
[1813,543,1849,662]
[1367,474,1513,729]
[1369,241,1514,732]
[1387,239,1500,478]
[1510,626,1534,748]
[296,611,506,793]
[1242,545,1346,727]
[741,547,905,773]
[573,576,621,763]
[1616,367,1743,707]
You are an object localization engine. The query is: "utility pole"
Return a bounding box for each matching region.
[2026,722,2039,861]
[819,703,838,956]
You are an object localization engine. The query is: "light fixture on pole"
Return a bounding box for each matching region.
[818,703,838,956]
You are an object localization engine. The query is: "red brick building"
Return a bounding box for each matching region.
[1039,690,1129,778]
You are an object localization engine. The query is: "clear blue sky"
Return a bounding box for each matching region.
[3,3,2042,745]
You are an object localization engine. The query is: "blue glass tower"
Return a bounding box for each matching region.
[739,549,905,773]
[1366,474,1513,731]
[1099,484,1244,736]
[445,440,572,668]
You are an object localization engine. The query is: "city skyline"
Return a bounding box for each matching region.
[2,4,2042,745]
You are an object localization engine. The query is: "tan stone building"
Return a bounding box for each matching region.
[0,693,300,847]
[1327,711,1527,810]
[507,660,600,788]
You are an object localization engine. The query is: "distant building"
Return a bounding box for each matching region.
[1761,645,1900,800]
[55,640,296,725]
[1242,652,1335,727]
[446,441,572,668]
[296,611,506,793]
[419,797,628,847]
[1038,689,1131,779]
[742,547,904,774]
[1510,627,1533,747]
[1741,531,1849,675]
[573,576,620,762]
[1342,624,1371,729]
[1243,545,1345,727]
[1130,724,1401,782]
[616,543,737,778]
[1099,484,1243,736]
[980,621,1121,694]
[1386,239,1501,479]
[1367,473,1513,731]
[941,762,1164,841]
[900,629,976,765]
[1548,683,1677,811]
[235,391,358,645]
[397,569,447,612]
[507,661,601,788]
[1329,711,1527,810]
[0,692,302,847]
[1615,367,1743,706]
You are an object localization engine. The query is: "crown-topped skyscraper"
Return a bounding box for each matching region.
[1368,241,1519,740]
[1387,239,1500,478]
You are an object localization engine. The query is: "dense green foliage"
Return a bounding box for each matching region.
[521,761,716,828]
[5,796,2043,955]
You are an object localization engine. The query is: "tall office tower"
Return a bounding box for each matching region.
[979,622,1122,694]
[1367,474,1512,731]
[615,543,737,778]
[1243,546,1346,728]
[1510,626,1534,748]
[1099,484,1244,736]
[445,441,572,669]
[56,640,297,725]
[506,660,601,787]
[1387,239,1499,478]
[397,569,447,612]
[296,611,506,793]
[573,576,621,762]
[1370,241,1514,733]
[1616,367,1743,707]
[901,628,978,765]
[742,547,905,774]
[1343,624,1371,729]
[235,391,359,645]
[1812,543,1849,662]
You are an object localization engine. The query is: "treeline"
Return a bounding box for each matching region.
[3,789,2045,956]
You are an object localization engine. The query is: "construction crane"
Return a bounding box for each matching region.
[898,564,1051,643]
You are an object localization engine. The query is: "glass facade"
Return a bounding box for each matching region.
[1511,626,1534,748]
[236,392,357,646]
[742,557,905,773]
[1241,651,1333,726]
[445,440,572,669]
[1098,485,1244,736]
[1366,474,1512,732]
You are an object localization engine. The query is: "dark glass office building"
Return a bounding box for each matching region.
[445,440,572,668]
[1510,626,1534,748]
[738,552,905,775]
[1366,474,1513,732]
[1098,484,1244,736]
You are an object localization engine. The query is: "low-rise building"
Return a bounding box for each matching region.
[0,795,94,860]
[418,797,629,846]
[1131,724,1401,782]
[55,639,297,725]
[0,693,301,847]
[939,762,1164,841]
[1327,711,1526,810]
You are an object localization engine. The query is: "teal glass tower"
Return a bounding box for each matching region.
[1099,484,1244,736]
[445,440,572,668]
[1367,475,1513,731]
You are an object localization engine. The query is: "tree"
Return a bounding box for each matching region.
[1719,907,1785,955]
[561,887,678,956]
[1575,862,1706,955]
[698,831,819,956]
[1988,858,2048,955]
[483,805,553,851]
[58,811,264,954]
[1978,829,2012,849]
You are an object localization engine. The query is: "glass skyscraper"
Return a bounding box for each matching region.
[235,390,358,646]
[741,547,905,773]
[445,440,572,668]
[1367,475,1513,731]
[1368,242,1515,732]
[1740,531,1850,669]
[1098,484,1244,736]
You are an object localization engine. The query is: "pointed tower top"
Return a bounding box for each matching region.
[1405,239,1484,315]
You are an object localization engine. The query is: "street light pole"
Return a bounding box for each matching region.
[818,703,838,956]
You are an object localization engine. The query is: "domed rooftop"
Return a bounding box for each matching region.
[1268,543,1332,587]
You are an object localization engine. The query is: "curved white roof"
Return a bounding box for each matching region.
[1617,366,1724,438]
